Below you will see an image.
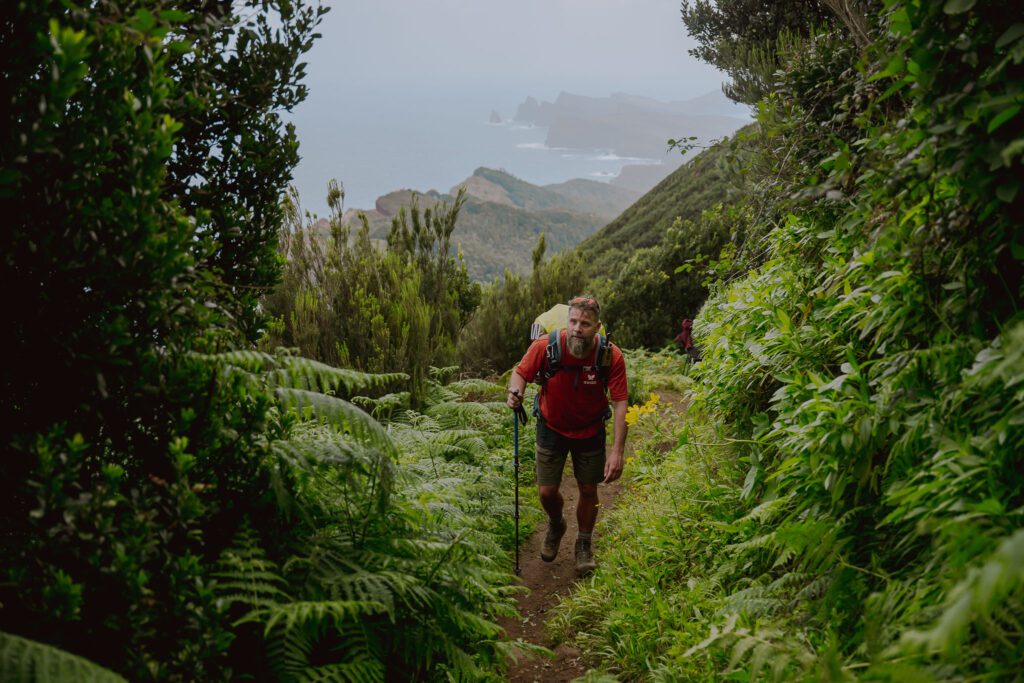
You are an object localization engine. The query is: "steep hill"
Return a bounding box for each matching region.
[575,127,751,278]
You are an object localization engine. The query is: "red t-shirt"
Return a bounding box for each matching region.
[515,330,628,439]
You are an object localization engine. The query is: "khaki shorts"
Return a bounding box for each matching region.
[535,418,606,486]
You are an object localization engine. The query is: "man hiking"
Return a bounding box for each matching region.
[506,295,628,575]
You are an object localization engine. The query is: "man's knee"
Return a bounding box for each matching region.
[577,483,598,501]
[538,484,561,502]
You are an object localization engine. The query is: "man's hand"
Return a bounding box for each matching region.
[507,388,523,410]
[507,373,527,410]
[603,448,624,483]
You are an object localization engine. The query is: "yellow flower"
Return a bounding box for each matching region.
[625,404,642,426]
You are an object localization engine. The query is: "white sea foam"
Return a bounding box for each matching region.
[588,152,663,164]
[517,142,549,150]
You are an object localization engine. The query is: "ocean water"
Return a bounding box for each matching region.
[287,87,671,218]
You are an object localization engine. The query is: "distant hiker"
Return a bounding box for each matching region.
[675,318,700,363]
[507,295,628,575]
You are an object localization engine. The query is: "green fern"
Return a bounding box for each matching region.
[259,600,390,636]
[0,632,127,683]
[195,350,407,399]
[429,366,460,384]
[350,391,411,420]
[275,388,396,456]
[214,525,291,613]
[424,401,505,430]
[901,528,1024,656]
[296,658,385,683]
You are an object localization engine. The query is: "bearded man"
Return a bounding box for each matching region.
[506,295,629,575]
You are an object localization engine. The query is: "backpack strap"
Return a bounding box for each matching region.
[537,329,562,388]
[595,333,611,381]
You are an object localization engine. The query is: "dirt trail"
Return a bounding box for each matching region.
[497,472,624,682]
[498,391,686,682]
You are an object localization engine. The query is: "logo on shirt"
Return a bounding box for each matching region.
[583,366,598,385]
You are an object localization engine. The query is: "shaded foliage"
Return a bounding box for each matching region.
[680,0,854,103]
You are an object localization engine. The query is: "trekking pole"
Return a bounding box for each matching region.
[511,390,528,576]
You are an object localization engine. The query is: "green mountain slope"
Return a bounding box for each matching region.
[346,168,641,282]
[575,128,751,278]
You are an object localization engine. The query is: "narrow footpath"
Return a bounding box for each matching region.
[497,473,625,682]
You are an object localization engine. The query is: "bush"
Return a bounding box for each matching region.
[0,1,323,678]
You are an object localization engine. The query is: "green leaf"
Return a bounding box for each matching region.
[159,9,192,23]
[987,105,1020,133]
[943,0,976,14]
[889,7,912,35]
[129,8,156,33]
[1001,138,1024,166]
[0,631,128,682]
[996,183,1019,203]
[995,23,1024,49]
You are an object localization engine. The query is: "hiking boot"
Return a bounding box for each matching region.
[575,537,597,575]
[540,517,567,562]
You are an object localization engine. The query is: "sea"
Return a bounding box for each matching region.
[286,86,674,219]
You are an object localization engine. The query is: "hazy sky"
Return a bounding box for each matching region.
[288,0,737,214]
[301,0,725,97]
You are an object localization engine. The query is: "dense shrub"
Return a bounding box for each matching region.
[687,0,1024,677]
[263,186,480,401]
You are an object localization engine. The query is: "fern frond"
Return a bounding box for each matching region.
[275,388,396,456]
[901,528,1024,656]
[260,600,390,636]
[298,658,385,683]
[271,434,361,470]
[0,631,128,682]
[193,349,279,373]
[265,624,314,681]
[424,401,504,429]
[445,378,505,400]
[214,525,290,611]
[270,357,407,397]
[429,366,460,383]
[351,392,411,420]
[729,531,780,556]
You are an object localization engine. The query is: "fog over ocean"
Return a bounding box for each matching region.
[287,85,735,219]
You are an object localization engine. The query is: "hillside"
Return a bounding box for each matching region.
[574,126,752,279]
[344,168,641,281]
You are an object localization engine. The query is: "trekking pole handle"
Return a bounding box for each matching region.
[509,388,528,425]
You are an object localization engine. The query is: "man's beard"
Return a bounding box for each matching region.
[567,334,594,358]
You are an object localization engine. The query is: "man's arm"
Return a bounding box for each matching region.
[604,399,628,483]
